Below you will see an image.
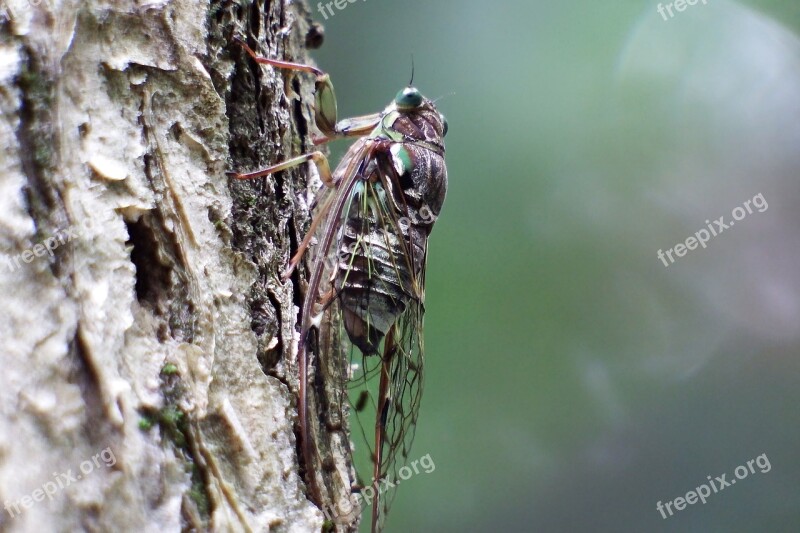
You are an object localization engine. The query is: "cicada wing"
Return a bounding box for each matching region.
[332,168,428,533]
[309,148,432,532]
[298,141,373,526]
[370,296,426,533]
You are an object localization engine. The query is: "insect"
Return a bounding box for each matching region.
[227,36,448,532]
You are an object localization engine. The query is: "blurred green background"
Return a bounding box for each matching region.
[313,1,800,531]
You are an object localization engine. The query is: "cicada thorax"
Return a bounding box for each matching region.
[334,108,447,356]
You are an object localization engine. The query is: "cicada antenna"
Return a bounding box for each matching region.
[432,91,456,104]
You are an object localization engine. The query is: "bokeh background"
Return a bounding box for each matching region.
[314,1,800,531]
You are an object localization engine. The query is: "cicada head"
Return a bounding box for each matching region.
[389,86,448,145]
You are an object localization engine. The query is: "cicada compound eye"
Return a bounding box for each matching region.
[395,86,423,110]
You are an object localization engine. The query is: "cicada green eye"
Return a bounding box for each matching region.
[395,86,423,110]
[440,113,448,136]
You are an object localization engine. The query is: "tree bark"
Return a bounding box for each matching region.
[0,0,339,531]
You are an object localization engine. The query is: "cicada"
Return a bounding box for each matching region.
[228,37,447,532]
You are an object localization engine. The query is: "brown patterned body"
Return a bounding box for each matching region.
[333,106,447,355]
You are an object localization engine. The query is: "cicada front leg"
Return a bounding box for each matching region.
[232,37,381,143]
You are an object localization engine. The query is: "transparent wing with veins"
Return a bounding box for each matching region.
[304,142,428,532]
[333,170,427,532]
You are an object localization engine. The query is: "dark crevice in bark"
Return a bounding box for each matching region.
[265,289,284,368]
[291,80,308,140]
[124,194,195,342]
[305,22,325,50]
[13,44,71,278]
[134,90,198,341]
[126,218,173,309]
[249,0,262,39]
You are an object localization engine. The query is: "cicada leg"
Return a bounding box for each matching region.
[227,150,333,185]
[227,151,336,279]
[233,37,382,141]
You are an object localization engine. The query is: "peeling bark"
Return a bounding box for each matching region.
[0,1,346,531]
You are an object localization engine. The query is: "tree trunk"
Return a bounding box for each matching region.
[0,1,341,531]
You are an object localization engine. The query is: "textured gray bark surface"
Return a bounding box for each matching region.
[0,1,343,531]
